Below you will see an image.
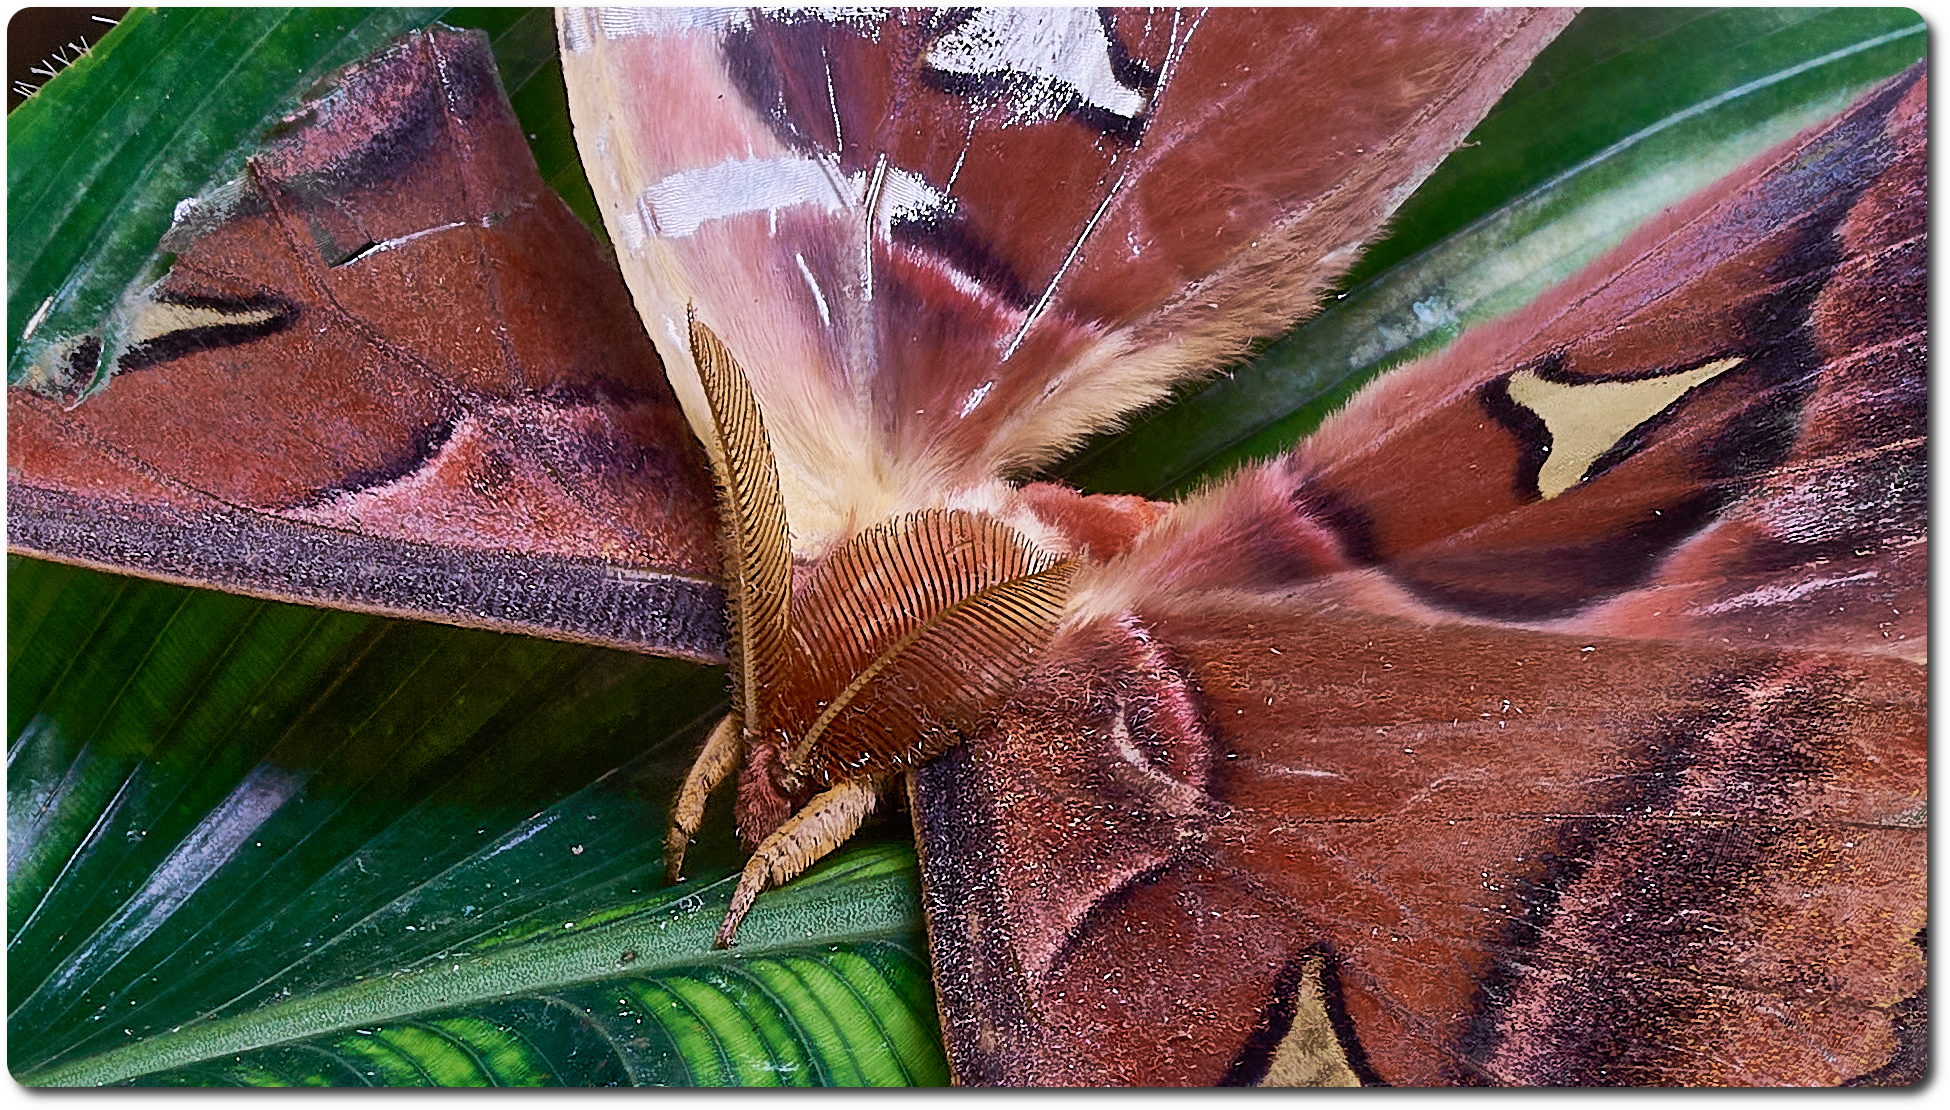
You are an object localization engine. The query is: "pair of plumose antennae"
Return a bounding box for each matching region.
[667,314,1078,946]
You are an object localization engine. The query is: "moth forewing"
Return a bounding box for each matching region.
[558,6,1921,1083]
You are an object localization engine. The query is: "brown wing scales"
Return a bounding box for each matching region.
[915,63,1927,1086]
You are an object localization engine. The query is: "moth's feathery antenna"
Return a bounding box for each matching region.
[664,314,796,882]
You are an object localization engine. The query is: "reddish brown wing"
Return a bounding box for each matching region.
[7,28,724,660]
[917,612,1923,1085]
[1281,64,1927,662]
[557,7,1572,554]
[912,66,1927,1085]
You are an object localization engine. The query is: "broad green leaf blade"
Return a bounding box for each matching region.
[1055,6,1926,498]
[7,557,940,1087]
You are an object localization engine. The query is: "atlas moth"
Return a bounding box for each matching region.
[7,7,1924,1087]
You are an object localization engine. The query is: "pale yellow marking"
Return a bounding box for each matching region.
[1505,356,1744,499]
[1258,955,1362,1087]
[126,299,283,345]
[20,296,286,396]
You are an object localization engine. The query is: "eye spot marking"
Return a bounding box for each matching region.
[1502,356,1745,499]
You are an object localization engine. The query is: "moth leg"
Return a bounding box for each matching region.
[665,711,743,883]
[715,775,884,947]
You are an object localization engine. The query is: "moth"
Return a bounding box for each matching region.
[7,8,1926,1084]
[552,7,1926,1085]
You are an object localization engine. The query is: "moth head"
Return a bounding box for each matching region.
[682,318,1082,851]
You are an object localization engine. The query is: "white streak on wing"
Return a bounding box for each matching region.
[773,7,892,36]
[858,155,881,219]
[639,154,953,242]
[926,7,1147,124]
[591,131,653,245]
[565,7,893,55]
[1692,570,1880,615]
[163,199,470,283]
[992,10,1197,362]
[1092,6,1195,256]
[594,128,625,208]
[620,201,651,251]
[862,155,888,298]
[642,156,852,237]
[876,164,956,234]
[1103,709,1207,813]
[1149,8,1202,122]
[341,218,476,261]
[957,380,995,418]
[635,151,955,241]
[1003,174,1124,361]
[559,8,593,53]
[946,114,978,190]
[795,252,832,326]
[1263,766,1354,781]
[1099,10,1197,261]
[824,49,843,155]
[814,147,856,200]
[662,315,687,356]
[934,263,995,302]
[596,6,749,39]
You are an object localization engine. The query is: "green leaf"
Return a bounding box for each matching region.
[6,7,1925,1087]
[7,556,940,1087]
